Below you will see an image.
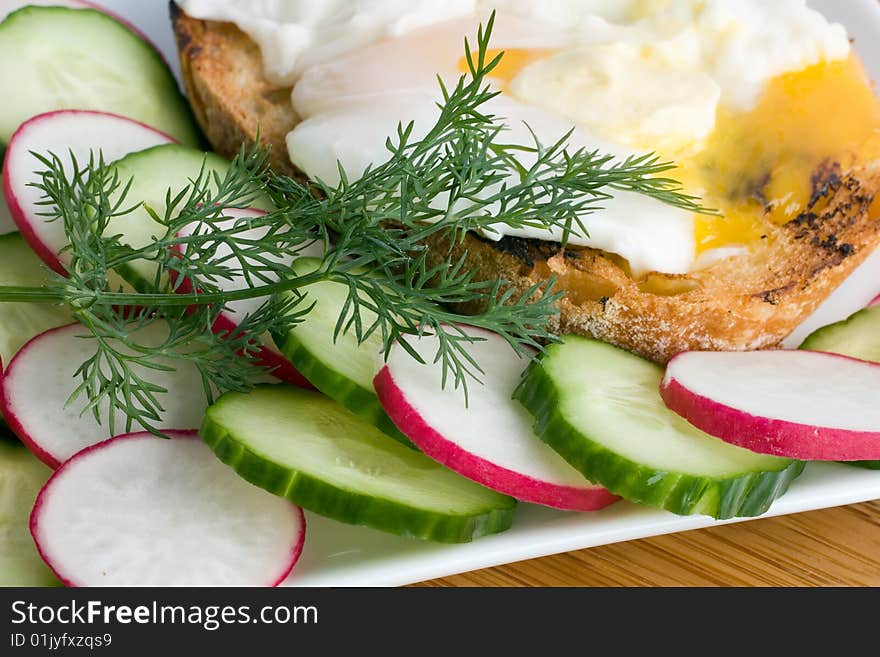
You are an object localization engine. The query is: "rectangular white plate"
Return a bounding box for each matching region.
[101,0,880,586]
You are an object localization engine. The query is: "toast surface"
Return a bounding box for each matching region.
[172,3,299,176]
[172,6,880,362]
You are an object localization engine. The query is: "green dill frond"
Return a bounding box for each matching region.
[5,11,714,427]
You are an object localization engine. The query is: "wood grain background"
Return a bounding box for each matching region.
[416,499,880,586]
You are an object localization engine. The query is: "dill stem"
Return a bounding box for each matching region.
[0,286,68,303]
[0,269,327,307]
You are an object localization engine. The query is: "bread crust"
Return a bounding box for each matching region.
[172,5,880,362]
[172,2,299,176]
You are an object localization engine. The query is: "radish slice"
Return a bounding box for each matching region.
[178,207,320,388]
[3,110,173,274]
[374,326,618,511]
[1,322,210,468]
[660,350,880,461]
[30,431,305,586]
[799,306,880,469]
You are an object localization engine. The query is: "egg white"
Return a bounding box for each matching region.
[184,0,852,275]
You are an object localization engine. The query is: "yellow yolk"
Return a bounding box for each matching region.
[461,49,880,264]
[690,55,880,255]
[460,48,555,88]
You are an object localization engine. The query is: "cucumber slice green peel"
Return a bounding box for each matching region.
[0,441,59,586]
[850,460,880,470]
[801,306,880,361]
[800,306,880,469]
[0,232,72,429]
[108,144,232,292]
[514,337,804,519]
[271,258,414,448]
[200,384,516,543]
[0,6,201,146]
[0,232,71,367]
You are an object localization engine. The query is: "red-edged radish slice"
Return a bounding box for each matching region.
[374,326,618,511]
[3,110,173,274]
[660,350,880,461]
[1,322,210,468]
[870,294,880,308]
[177,207,321,388]
[30,431,305,586]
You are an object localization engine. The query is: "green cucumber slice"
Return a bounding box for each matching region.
[800,306,880,360]
[109,144,230,290]
[850,460,880,470]
[0,232,71,368]
[0,187,15,235]
[514,337,804,519]
[0,440,59,586]
[0,6,200,145]
[200,384,516,542]
[272,258,413,447]
[800,306,880,469]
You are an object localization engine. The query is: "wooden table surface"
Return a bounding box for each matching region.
[416,499,880,587]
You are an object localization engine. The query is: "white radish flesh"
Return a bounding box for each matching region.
[374,326,618,511]
[660,350,880,461]
[1,322,211,467]
[2,110,172,273]
[30,431,305,586]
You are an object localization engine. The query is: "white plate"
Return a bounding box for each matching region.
[98,0,880,586]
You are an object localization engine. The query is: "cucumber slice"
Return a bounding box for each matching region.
[0,232,70,367]
[0,440,58,586]
[1,1,91,24]
[801,306,880,469]
[109,144,230,290]
[200,384,516,542]
[0,188,14,235]
[0,6,200,145]
[801,306,880,360]
[514,337,804,519]
[272,258,414,447]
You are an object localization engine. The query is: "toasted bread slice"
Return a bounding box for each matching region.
[172,5,880,363]
[171,3,299,176]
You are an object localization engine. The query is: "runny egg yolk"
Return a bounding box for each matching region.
[463,50,880,264]
[463,48,554,89]
[691,54,880,255]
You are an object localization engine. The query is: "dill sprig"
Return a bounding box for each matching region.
[0,12,713,431]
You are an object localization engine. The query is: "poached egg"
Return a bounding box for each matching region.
[182,0,878,277]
